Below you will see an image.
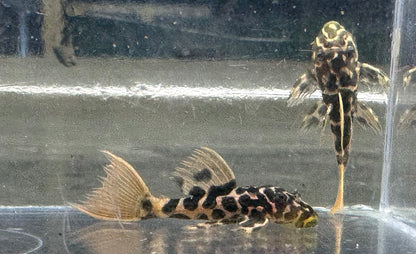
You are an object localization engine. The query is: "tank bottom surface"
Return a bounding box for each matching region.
[0,207,415,254]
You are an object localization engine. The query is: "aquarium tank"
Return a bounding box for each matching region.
[0,0,415,253]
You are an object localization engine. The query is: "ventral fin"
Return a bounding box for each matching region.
[301,101,330,130]
[174,147,235,195]
[288,69,319,107]
[354,102,382,134]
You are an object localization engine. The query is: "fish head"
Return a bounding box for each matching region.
[313,20,358,63]
[267,187,318,228]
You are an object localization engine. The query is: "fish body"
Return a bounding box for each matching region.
[288,21,389,213]
[313,21,358,167]
[72,148,318,232]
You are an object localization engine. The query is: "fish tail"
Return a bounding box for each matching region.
[330,92,353,213]
[71,151,165,221]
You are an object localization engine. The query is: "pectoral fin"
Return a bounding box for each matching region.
[237,216,270,234]
[288,69,319,107]
[359,63,389,90]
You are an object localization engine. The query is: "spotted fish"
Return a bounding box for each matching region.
[287,21,389,213]
[72,148,318,232]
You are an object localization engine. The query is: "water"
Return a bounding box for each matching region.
[380,0,404,212]
[0,56,412,253]
[1,0,416,253]
[0,58,388,207]
[0,207,415,254]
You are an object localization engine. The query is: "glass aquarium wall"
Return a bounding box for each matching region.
[0,0,415,253]
[0,0,395,209]
[384,0,416,223]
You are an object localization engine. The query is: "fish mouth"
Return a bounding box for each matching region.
[295,212,318,228]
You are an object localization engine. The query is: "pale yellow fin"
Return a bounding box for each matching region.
[174,147,235,194]
[71,151,154,221]
[288,69,319,107]
[300,101,329,130]
[354,102,382,134]
[358,62,389,91]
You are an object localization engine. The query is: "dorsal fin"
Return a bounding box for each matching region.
[174,147,235,195]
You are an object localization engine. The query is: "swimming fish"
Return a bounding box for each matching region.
[287,21,389,213]
[72,147,318,232]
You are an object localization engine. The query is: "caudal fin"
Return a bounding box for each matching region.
[71,151,155,221]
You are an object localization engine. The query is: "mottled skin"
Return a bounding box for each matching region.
[72,148,318,232]
[288,21,389,213]
[160,182,317,230]
[314,22,360,167]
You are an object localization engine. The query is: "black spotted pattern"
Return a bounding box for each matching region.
[263,188,275,202]
[212,209,226,219]
[183,186,206,211]
[193,168,212,182]
[183,197,198,211]
[189,186,206,198]
[162,199,180,214]
[274,193,289,213]
[235,186,259,194]
[141,199,153,212]
[202,180,236,209]
[235,187,245,194]
[170,214,191,219]
[196,213,209,220]
[247,186,258,193]
[241,206,249,215]
[250,209,264,219]
[256,193,273,213]
[237,192,273,215]
[221,196,238,212]
[174,176,184,188]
